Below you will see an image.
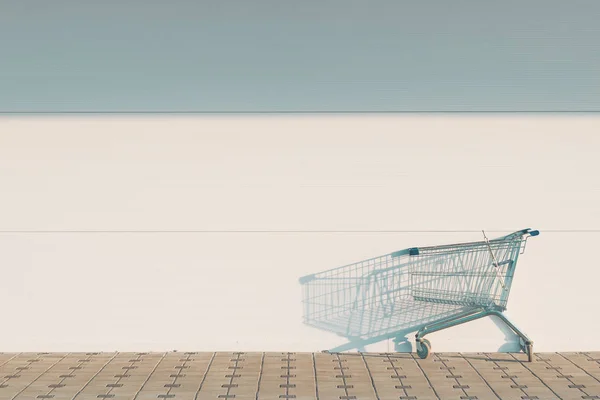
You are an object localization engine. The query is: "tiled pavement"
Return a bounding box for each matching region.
[0,352,599,399]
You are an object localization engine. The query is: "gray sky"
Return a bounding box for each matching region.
[1,0,600,111]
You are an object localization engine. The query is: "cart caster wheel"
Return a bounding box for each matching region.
[417,339,431,359]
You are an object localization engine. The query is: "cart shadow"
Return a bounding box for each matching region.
[325,352,526,363]
[460,354,527,363]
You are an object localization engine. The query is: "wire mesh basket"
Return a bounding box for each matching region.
[299,228,539,360]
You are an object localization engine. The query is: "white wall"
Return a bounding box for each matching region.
[0,115,599,352]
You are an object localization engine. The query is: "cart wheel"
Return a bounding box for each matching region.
[417,340,431,359]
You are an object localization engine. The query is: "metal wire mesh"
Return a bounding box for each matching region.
[300,230,533,338]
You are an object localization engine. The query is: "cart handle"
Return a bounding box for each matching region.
[402,228,540,256]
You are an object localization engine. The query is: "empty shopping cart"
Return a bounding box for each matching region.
[299,228,540,361]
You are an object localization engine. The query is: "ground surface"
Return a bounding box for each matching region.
[0,351,599,399]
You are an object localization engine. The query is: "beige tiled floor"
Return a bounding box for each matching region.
[0,352,599,399]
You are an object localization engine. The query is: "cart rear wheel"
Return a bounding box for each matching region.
[417,340,431,359]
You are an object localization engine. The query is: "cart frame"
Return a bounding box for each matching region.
[299,228,540,361]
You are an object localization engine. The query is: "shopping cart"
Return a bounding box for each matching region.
[299,228,540,361]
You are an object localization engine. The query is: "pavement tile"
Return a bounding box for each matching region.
[2,352,600,399]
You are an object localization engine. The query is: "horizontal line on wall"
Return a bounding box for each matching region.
[0,230,598,234]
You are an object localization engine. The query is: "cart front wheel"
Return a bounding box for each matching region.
[417,340,431,359]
